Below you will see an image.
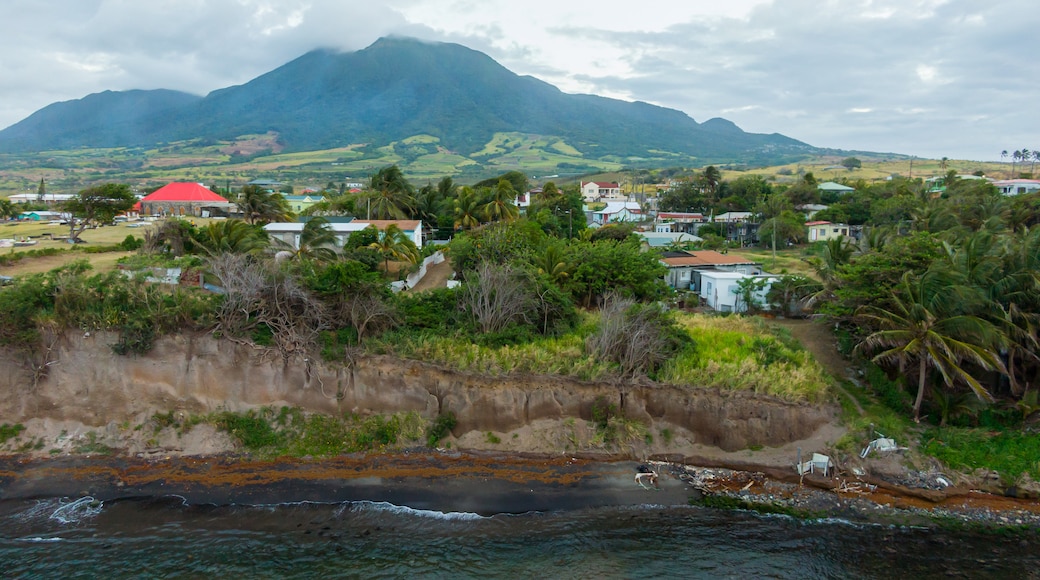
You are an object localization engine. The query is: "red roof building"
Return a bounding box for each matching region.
[139,183,233,217]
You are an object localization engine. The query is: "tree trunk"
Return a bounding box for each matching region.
[913,357,927,421]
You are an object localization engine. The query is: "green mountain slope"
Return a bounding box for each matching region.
[0,37,815,165]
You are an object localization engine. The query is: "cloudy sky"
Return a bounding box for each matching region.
[1,0,1036,161]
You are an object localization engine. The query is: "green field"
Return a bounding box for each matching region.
[0,128,1018,199]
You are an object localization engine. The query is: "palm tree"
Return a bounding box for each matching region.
[1012,150,1023,178]
[0,199,17,220]
[364,165,415,220]
[939,157,949,172]
[856,271,1006,421]
[755,193,793,269]
[413,184,442,235]
[701,166,722,202]
[805,237,854,309]
[368,224,419,272]
[531,242,572,284]
[1033,150,1040,176]
[274,216,337,262]
[195,220,269,255]
[482,179,520,222]
[237,185,294,225]
[454,187,481,230]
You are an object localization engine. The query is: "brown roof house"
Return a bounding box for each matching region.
[659,250,763,291]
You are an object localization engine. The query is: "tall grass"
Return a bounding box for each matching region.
[659,314,831,402]
[380,311,832,402]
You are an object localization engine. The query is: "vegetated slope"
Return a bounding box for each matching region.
[0,89,201,152]
[0,37,814,164]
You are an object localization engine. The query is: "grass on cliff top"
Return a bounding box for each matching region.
[659,315,831,403]
[378,312,831,403]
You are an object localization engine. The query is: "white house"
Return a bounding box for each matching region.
[660,250,763,291]
[8,193,76,204]
[264,219,423,250]
[581,181,622,202]
[589,201,642,225]
[993,179,1040,196]
[713,211,753,223]
[699,271,777,313]
[806,221,850,242]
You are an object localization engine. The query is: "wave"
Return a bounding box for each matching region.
[352,501,487,521]
[18,537,65,543]
[49,496,103,525]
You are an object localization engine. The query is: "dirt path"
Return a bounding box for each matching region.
[771,318,866,415]
[407,258,454,293]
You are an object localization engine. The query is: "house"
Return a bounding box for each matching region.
[139,183,234,217]
[282,194,324,214]
[655,212,706,234]
[516,187,538,212]
[817,182,855,195]
[17,210,64,221]
[264,219,423,251]
[8,193,76,205]
[699,271,778,313]
[247,179,285,191]
[581,181,622,202]
[992,179,1040,196]
[797,204,829,220]
[806,221,850,242]
[589,201,642,226]
[925,174,989,193]
[638,231,703,249]
[660,250,763,291]
[710,211,758,245]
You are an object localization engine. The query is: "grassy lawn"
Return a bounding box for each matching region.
[0,217,221,276]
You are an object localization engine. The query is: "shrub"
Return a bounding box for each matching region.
[0,423,25,444]
[427,412,457,447]
[214,410,284,450]
[119,235,144,251]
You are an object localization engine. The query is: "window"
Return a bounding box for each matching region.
[681,271,690,280]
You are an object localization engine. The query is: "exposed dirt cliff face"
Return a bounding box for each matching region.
[0,333,840,457]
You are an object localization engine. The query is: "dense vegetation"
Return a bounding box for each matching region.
[4,165,1040,482]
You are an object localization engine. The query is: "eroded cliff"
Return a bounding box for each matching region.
[0,332,838,453]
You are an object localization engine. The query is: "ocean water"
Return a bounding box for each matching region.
[0,495,1036,579]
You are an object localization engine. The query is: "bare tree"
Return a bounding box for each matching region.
[345,292,397,341]
[207,253,327,360]
[586,293,683,377]
[460,261,534,334]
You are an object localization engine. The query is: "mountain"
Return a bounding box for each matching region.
[0,89,201,152]
[0,37,814,163]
